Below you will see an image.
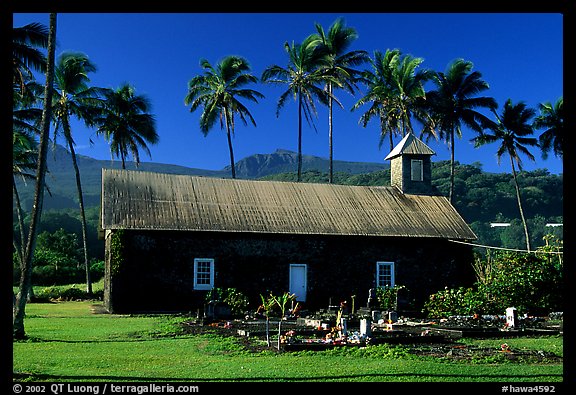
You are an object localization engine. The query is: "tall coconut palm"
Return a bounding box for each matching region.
[98,83,159,169]
[353,49,402,152]
[185,56,263,179]
[14,12,57,340]
[533,96,563,160]
[427,59,497,204]
[13,130,39,268]
[353,49,432,152]
[473,99,538,252]
[262,35,334,182]
[13,22,48,95]
[13,78,44,265]
[393,53,434,137]
[312,17,369,183]
[51,52,105,295]
[12,71,47,309]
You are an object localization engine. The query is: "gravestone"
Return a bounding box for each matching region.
[360,318,371,337]
[506,307,518,328]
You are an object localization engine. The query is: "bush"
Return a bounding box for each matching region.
[31,263,84,285]
[205,287,250,316]
[422,286,484,318]
[375,285,405,311]
[482,251,562,315]
[33,285,102,302]
[34,286,62,301]
[90,260,105,281]
[423,249,563,317]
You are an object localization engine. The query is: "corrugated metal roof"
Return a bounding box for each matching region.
[384,133,436,160]
[100,168,476,240]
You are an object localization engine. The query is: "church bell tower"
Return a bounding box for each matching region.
[385,133,436,195]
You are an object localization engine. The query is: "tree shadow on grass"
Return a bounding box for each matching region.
[14,335,189,344]
[13,372,563,382]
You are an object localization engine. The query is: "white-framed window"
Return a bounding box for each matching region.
[194,258,214,290]
[376,261,395,288]
[411,159,423,181]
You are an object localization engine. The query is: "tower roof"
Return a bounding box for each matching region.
[384,133,436,160]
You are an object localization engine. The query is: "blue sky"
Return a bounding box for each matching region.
[12,12,563,175]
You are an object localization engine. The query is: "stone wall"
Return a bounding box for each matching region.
[390,155,433,194]
[104,230,475,315]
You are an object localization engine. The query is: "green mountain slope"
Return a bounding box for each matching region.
[14,145,389,211]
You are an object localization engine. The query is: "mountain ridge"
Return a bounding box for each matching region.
[15,145,389,210]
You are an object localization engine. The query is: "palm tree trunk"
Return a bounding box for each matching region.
[13,12,57,340]
[64,127,92,295]
[510,156,531,252]
[13,178,35,301]
[449,129,455,204]
[297,88,303,182]
[328,83,334,184]
[13,177,26,263]
[224,111,236,179]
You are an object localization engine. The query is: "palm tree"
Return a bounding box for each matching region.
[353,49,432,152]
[473,99,538,252]
[13,130,39,269]
[312,17,369,183]
[353,49,402,152]
[13,79,44,266]
[392,53,434,137]
[12,69,47,307]
[533,96,563,160]
[51,52,105,295]
[185,56,263,179]
[262,35,333,182]
[14,12,57,340]
[13,22,48,95]
[426,59,497,204]
[98,83,159,169]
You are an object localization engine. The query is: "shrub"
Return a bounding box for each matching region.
[423,249,563,317]
[482,251,562,315]
[60,286,86,300]
[205,287,249,316]
[34,286,62,301]
[375,285,405,311]
[90,260,105,281]
[423,286,480,318]
[32,285,101,302]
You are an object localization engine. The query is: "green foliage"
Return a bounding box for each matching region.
[422,286,482,318]
[109,229,125,276]
[482,251,562,315]
[375,285,405,311]
[90,260,105,280]
[17,228,86,285]
[423,246,563,317]
[33,284,103,302]
[270,291,297,317]
[259,293,277,317]
[205,287,250,316]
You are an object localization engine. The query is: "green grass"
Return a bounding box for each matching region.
[13,301,564,383]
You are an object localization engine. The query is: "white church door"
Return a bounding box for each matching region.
[289,264,307,302]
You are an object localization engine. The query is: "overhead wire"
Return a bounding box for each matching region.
[448,239,563,255]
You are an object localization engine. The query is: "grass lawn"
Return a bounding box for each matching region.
[13,301,564,383]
